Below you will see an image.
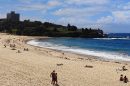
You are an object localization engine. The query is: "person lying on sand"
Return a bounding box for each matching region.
[122,66,127,71]
[4,44,6,48]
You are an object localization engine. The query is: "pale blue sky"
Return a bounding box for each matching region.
[0,0,130,33]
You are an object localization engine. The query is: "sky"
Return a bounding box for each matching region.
[0,0,130,33]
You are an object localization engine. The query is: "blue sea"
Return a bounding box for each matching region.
[27,33,130,61]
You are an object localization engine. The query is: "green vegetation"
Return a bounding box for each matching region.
[0,20,106,38]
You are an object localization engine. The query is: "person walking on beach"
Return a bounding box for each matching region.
[50,70,58,85]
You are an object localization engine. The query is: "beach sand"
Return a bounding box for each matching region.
[0,33,130,86]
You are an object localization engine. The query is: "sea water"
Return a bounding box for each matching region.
[27,33,130,61]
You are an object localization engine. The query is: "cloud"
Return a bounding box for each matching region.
[0,14,6,18]
[0,0,130,33]
[18,0,61,11]
[18,3,47,11]
[97,16,113,24]
[54,6,107,18]
[65,0,110,5]
[52,0,113,27]
[52,16,101,28]
[47,0,62,7]
[112,11,130,23]
[123,2,130,10]
[56,17,88,25]
[18,0,32,4]
[97,10,130,24]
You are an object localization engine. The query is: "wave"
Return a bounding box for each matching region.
[93,37,130,40]
[27,40,130,61]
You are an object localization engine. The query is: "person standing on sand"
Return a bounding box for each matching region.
[50,70,58,85]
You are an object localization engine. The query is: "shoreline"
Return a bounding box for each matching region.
[0,33,130,86]
[26,37,130,63]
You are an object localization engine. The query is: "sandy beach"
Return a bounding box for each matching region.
[0,33,130,86]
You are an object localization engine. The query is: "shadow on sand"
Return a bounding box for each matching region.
[53,84,59,86]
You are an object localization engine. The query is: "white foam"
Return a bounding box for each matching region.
[93,38,129,40]
[27,40,130,61]
[27,40,39,45]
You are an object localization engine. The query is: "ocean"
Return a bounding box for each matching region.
[27,33,130,61]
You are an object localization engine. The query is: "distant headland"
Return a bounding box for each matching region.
[0,11,106,38]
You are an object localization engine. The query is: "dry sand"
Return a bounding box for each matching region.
[0,33,130,86]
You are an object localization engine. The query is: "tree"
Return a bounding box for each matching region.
[53,27,58,32]
[11,28,18,34]
[67,23,71,31]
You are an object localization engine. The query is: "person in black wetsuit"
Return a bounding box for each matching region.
[50,70,58,85]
